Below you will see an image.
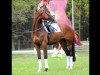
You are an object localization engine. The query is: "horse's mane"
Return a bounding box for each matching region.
[33,11,43,31]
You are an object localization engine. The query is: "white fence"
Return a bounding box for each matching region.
[12,41,89,54]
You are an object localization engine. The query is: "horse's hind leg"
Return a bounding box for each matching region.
[72,39,76,62]
[35,45,42,72]
[60,39,69,56]
[60,39,73,69]
[66,46,73,69]
[66,41,76,69]
[66,39,76,69]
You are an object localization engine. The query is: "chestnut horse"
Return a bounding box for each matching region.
[32,5,79,72]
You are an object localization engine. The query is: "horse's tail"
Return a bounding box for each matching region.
[74,33,82,46]
[72,39,76,62]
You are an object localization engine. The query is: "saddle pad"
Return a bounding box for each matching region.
[51,23,61,32]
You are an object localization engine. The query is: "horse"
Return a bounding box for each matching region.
[32,5,79,72]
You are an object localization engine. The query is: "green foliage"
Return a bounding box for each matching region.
[12,0,89,49]
[12,0,39,23]
[12,0,40,43]
[67,0,89,40]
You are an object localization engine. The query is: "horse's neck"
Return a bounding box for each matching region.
[33,14,42,31]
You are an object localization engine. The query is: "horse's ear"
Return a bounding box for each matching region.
[43,4,46,9]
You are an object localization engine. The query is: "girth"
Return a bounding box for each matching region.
[47,33,51,44]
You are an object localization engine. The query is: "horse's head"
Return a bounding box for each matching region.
[37,5,54,21]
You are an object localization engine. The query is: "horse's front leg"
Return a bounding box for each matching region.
[35,45,42,72]
[43,49,48,71]
[42,42,48,72]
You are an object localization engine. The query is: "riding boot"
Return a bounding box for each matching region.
[46,26,51,32]
[44,20,51,32]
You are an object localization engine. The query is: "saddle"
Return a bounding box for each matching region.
[43,20,61,33]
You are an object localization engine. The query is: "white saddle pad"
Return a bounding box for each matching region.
[42,20,61,32]
[51,23,61,32]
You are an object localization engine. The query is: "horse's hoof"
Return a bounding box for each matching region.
[66,66,72,70]
[44,68,48,71]
[38,70,41,72]
[38,69,41,72]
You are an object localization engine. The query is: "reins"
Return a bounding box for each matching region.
[32,25,44,32]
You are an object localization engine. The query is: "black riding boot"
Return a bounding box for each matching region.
[44,20,51,32]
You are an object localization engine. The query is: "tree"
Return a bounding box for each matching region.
[12,0,89,49]
[67,0,89,40]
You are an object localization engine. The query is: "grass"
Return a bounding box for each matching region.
[12,52,89,75]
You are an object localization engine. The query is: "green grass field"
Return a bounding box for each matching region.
[12,52,89,75]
